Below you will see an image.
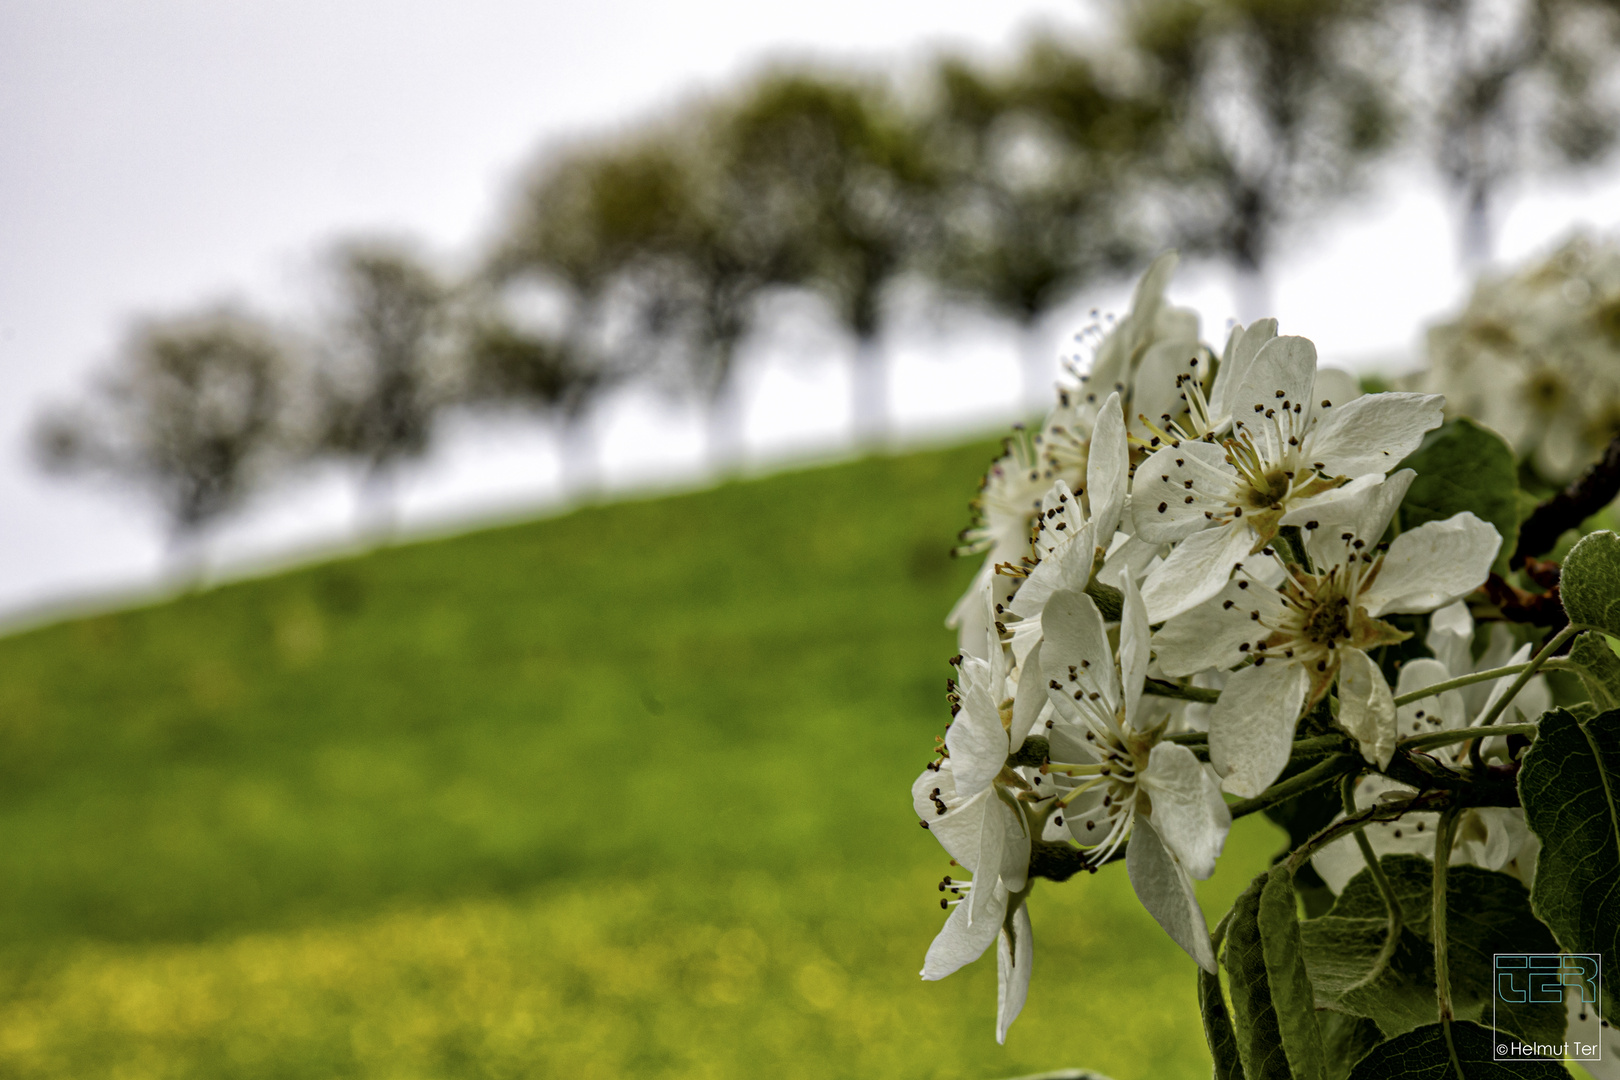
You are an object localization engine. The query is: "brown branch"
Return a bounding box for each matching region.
[1513,431,1620,567]
[1483,573,1566,628]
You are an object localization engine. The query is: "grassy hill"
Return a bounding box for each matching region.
[0,440,1282,1078]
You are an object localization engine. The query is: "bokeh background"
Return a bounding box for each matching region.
[1,1,1618,1076]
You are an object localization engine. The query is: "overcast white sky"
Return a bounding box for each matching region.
[2,0,1618,627]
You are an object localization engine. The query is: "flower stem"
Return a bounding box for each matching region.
[1229,753,1358,820]
[1475,624,1582,732]
[1341,772,1403,992]
[1433,807,1463,1080]
[1390,663,1533,707]
[1143,678,1221,704]
[1283,789,1451,873]
[1399,722,1539,753]
[1468,623,1583,770]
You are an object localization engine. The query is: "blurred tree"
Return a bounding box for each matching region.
[491,124,799,467]
[33,306,289,573]
[1125,0,1402,319]
[310,238,457,536]
[458,299,605,491]
[923,42,1166,410]
[720,71,940,444]
[1398,0,1620,266]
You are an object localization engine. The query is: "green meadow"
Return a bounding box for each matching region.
[0,440,1281,1078]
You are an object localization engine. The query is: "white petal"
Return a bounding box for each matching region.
[1153,578,1287,676]
[1009,641,1047,748]
[1233,335,1318,434]
[1010,521,1095,621]
[946,561,993,633]
[945,657,1010,794]
[1360,512,1502,617]
[1310,775,1429,892]
[1140,523,1265,625]
[1119,574,1151,724]
[999,798,1032,896]
[1298,470,1415,570]
[1140,743,1231,880]
[1395,657,1466,740]
[1311,367,1363,409]
[1088,252,1177,394]
[1039,589,1120,713]
[1477,644,1540,741]
[913,763,959,823]
[1338,647,1397,769]
[950,565,1018,660]
[921,879,1005,981]
[1562,982,1620,1078]
[1209,661,1309,797]
[1308,392,1444,478]
[970,798,1009,926]
[1131,441,1238,543]
[916,780,992,870]
[1098,533,1165,589]
[1457,623,1520,717]
[1062,781,1110,845]
[1425,601,1474,676]
[1278,471,1390,528]
[1088,392,1129,542]
[1127,815,1217,973]
[1209,318,1279,425]
[995,897,1034,1044]
[1310,834,1366,894]
[1131,338,1203,441]
[1458,806,1519,872]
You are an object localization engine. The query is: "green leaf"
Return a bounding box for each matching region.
[1199,961,1242,1080]
[1260,867,1328,1080]
[1519,706,1620,1015]
[1320,1011,1384,1080]
[1396,418,1521,574]
[1263,753,1342,918]
[1560,530,1620,636]
[1347,1021,1568,1079]
[1226,876,1294,1080]
[1301,857,1563,1046]
[1225,870,1327,1080]
[1567,632,1620,710]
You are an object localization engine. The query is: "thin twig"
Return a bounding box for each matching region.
[1433,807,1464,1080]
[1143,678,1221,704]
[1400,722,1539,753]
[1513,429,1620,567]
[1229,753,1359,821]
[1340,773,1404,993]
[1475,624,1581,732]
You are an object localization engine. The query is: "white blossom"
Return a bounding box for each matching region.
[1039,577,1230,971]
[1133,335,1443,623]
[1424,232,1620,482]
[913,592,1043,1042]
[1311,603,1545,892]
[1154,472,1502,796]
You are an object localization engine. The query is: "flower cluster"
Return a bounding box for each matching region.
[913,252,1537,1043]
[1424,231,1620,483]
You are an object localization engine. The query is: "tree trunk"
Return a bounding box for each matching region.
[850,334,887,448]
[704,370,747,474]
[556,409,596,500]
[1458,179,1494,270]
[1233,264,1274,326]
[357,462,398,546]
[1019,324,1053,419]
[163,525,210,593]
